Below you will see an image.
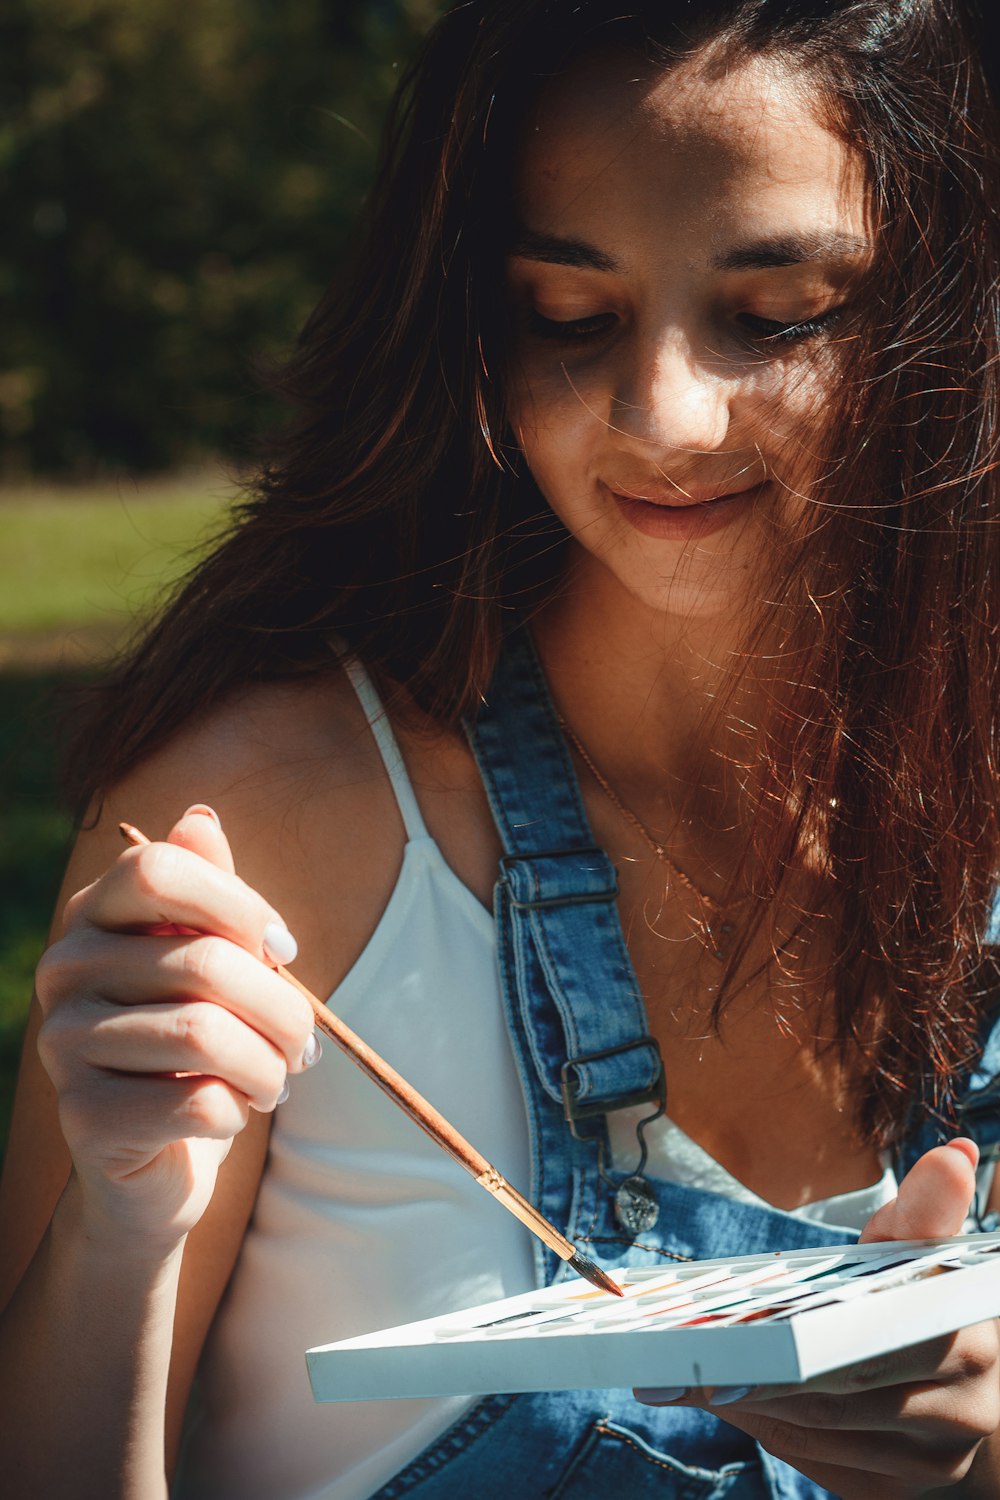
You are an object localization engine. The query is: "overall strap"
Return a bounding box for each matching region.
[465,625,662,1120]
[465,626,667,1282]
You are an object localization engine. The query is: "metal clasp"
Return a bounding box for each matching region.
[559,1035,666,1136]
[561,1037,667,1236]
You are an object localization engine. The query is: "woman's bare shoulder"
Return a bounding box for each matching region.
[75,666,407,1001]
[104,667,384,827]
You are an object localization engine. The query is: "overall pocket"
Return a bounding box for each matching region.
[372,1397,773,1500]
[548,1418,767,1500]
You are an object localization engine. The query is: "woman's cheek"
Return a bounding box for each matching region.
[509,363,604,472]
[745,362,839,495]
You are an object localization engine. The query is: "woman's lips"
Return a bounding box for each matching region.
[607,482,766,540]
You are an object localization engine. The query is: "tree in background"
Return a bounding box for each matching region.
[0,0,442,477]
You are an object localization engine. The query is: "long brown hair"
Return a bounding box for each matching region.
[66,0,1000,1144]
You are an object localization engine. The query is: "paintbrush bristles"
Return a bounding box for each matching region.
[567,1251,626,1298]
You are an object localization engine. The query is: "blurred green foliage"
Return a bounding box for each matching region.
[0,1,446,1151]
[0,670,81,1147]
[1,0,443,477]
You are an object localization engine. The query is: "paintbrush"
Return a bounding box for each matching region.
[119,821,623,1297]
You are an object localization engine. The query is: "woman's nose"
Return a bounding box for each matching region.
[610,334,732,457]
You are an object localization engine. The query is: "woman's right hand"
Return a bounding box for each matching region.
[32,804,317,1250]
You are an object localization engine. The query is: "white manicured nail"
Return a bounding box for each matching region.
[263,922,298,966]
[709,1385,754,1406]
[302,1032,323,1069]
[634,1386,688,1404]
[275,1079,290,1106]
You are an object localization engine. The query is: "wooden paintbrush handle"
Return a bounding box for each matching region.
[279,970,577,1260]
[277,964,494,1180]
[280,966,578,1260]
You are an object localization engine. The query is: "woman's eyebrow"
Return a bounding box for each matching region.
[506,227,869,274]
[507,228,620,273]
[711,231,871,271]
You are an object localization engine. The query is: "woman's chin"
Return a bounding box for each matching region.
[605,544,758,626]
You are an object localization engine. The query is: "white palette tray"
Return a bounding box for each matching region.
[307,1233,1000,1402]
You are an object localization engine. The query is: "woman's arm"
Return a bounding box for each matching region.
[1,1001,271,1492]
[3,1023,272,1486]
[0,670,411,1498]
[0,768,315,1496]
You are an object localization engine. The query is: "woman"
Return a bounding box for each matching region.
[2,2,1000,1496]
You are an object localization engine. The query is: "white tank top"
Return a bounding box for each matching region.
[174,658,901,1500]
[175,657,534,1500]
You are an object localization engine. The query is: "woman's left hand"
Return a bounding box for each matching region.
[635,1141,1000,1497]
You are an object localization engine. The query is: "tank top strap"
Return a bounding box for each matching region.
[335,645,429,843]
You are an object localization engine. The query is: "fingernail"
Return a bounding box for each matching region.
[263,921,298,966]
[947,1137,980,1166]
[633,1386,688,1404]
[708,1385,754,1406]
[276,1079,290,1105]
[302,1031,323,1069]
[185,803,221,825]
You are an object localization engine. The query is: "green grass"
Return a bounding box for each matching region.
[0,472,235,639]
[0,473,235,1158]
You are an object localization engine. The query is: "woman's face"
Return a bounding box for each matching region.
[505,48,871,624]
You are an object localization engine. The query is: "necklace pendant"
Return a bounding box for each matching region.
[614,1175,660,1235]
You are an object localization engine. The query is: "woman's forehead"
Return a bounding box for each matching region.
[514,48,868,249]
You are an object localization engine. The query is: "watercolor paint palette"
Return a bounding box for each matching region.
[307,1232,1000,1401]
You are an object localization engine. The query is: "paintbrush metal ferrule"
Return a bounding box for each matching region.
[475,1168,571,1258]
[118,819,624,1299]
[474,1171,623,1296]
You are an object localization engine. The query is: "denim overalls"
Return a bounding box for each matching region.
[372,626,1000,1500]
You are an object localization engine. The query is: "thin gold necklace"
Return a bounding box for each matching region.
[558,715,738,962]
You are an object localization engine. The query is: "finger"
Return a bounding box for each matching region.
[860,1140,978,1243]
[65,839,297,969]
[701,1359,998,1437]
[37,931,316,1071]
[69,997,288,1111]
[709,1407,978,1488]
[165,804,237,876]
[60,1072,252,1156]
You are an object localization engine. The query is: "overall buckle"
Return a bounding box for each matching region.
[559,1035,666,1131]
[499,848,618,910]
[560,1037,667,1237]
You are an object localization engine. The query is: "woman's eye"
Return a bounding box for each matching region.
[739,307,844,347]
[528,311,617,343]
